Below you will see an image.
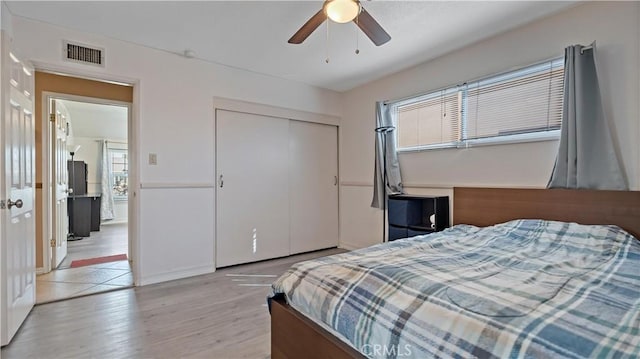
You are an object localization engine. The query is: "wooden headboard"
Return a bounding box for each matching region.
[453,187,640,239]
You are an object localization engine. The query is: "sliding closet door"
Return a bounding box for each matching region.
[289,121,339,254]
[216,110,290,267]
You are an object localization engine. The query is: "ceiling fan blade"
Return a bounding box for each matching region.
[356,7,391,46]
[288,9,328,44]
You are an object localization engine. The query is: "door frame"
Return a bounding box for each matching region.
[40,90,137,281]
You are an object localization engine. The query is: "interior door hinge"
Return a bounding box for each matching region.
[49,114,56,122]
[50,238,56,247]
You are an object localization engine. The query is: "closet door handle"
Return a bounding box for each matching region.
[219,175,224,188]
[334,176,338,186]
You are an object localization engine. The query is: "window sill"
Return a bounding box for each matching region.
[462,130,561,148]
[397,130,560,153]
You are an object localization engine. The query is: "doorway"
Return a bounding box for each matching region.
[37,96,133,303]
[34,71,135,303]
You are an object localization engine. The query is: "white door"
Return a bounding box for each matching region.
[216,110,290,267]
[1,48,36,346]
[289,121,339,254]
[51,100,69,268]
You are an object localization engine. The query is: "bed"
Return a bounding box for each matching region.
[269,187,640,358]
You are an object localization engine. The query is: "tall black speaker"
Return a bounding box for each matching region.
[67,160,88,196]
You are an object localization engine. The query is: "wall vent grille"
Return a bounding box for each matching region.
[64,41,105,67]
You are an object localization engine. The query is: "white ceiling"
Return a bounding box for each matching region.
[58,99,128,141]
[6,1,576,91]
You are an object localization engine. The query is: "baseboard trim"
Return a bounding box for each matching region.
[137,264,215,286]
[101,220,128,226]
[36,267,47,275]
[338,243,366,251]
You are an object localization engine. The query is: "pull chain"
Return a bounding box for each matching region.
[440,90,445,138]
[355,12,360,55]
[325,20,330,63]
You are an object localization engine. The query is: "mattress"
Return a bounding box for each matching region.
[270,219,640,358]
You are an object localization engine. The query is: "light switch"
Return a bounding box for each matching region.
[149,153,157,165]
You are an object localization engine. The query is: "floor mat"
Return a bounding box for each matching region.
[70,254,128,268]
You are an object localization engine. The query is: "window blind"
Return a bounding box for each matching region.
[394,87,461,149]
[464,59,564,140]
[391,58,564,151]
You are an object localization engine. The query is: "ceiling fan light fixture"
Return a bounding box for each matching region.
[288,0,390,46]
[324,0,360,24]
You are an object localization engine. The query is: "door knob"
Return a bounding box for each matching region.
[7,199,23,209]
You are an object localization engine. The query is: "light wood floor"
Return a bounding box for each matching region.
[59,222,128,269]
[2,248,345,358]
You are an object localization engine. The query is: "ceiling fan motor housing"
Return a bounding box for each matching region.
[323,0,361,24]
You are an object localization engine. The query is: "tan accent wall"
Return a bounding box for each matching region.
[35,71,133,269]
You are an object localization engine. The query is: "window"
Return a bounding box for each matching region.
[393,58,564,151]
[396,88,461,150]
[110,148,128,200]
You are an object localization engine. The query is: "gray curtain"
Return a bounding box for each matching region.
[548,43,628,190]
[371,101,404,209]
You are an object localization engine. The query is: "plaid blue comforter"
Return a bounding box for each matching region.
[270,220,640,358]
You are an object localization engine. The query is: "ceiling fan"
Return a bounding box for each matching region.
[288,0,391,46]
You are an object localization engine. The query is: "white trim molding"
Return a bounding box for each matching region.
[213,97,340,127]
[139,183,215,189]
[137,264,215,286]
[337,243,361,251]
[340,181,373,187]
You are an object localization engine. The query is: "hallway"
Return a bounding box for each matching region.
[37,223,131,304]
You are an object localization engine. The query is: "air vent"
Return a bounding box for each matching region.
[63,41,105,67]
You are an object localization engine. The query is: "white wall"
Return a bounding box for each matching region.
[340,2,640,249]
[10,16,342,285]
[1,1,11,34]
[64,101,128,140]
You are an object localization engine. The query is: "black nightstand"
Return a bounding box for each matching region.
[388,195,449,241]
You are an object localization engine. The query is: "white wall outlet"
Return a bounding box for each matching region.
[149,153,158,165]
